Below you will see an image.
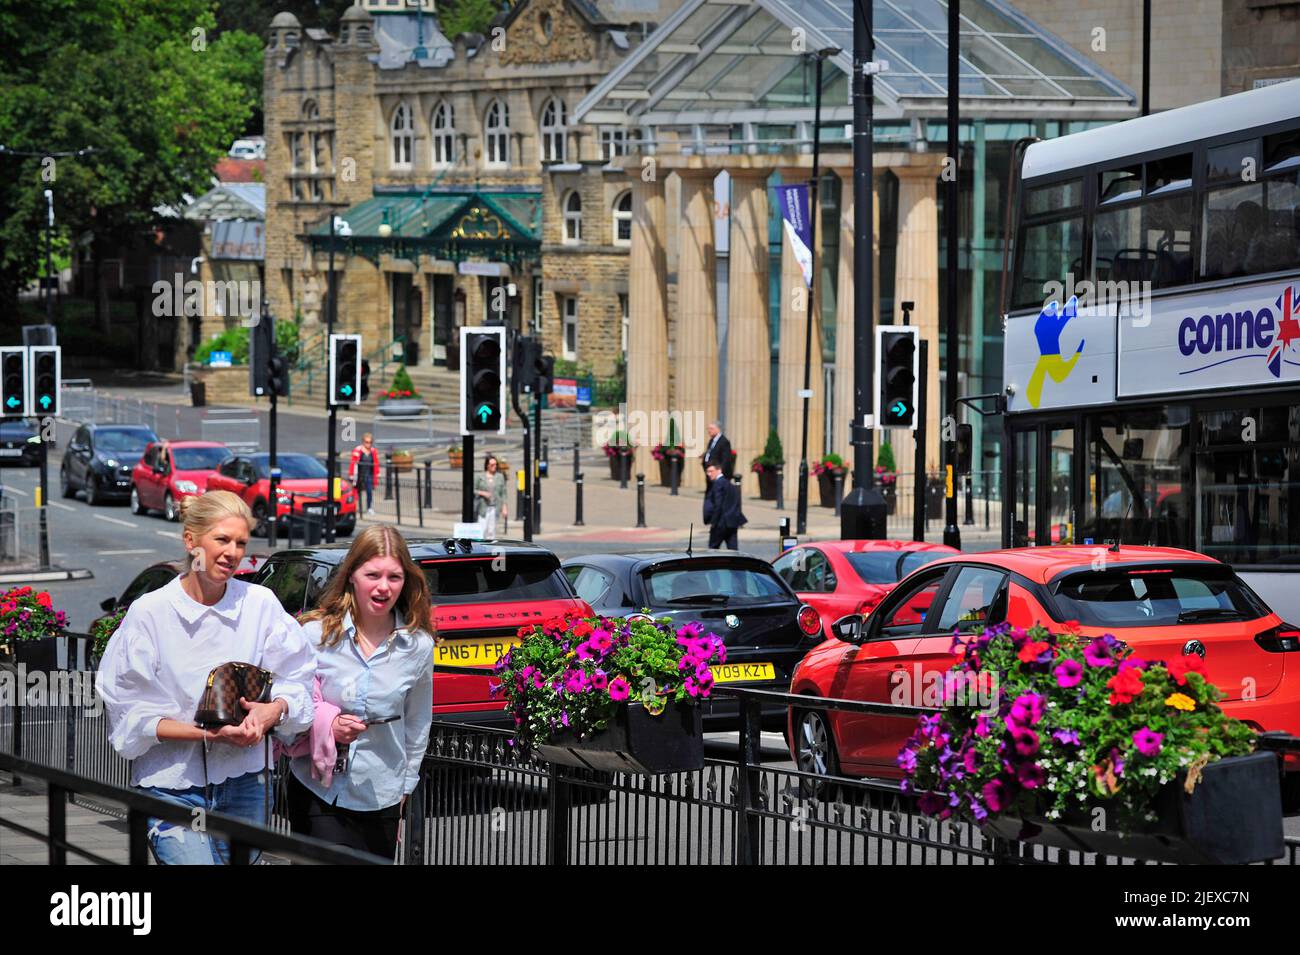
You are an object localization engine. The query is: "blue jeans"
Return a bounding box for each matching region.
[356,472,373,511]
[137,771,269,865]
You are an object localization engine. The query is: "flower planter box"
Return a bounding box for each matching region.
[657,455,684,487]
[882,483,897,515]
[11,634,93,672]
[448,450,463,469]
[378,398,428,417]
[817,469,846,508]
[756,469,779,501]
[607,452,633,482]
[535,700,704,775]
[391,452,415,473]
[981,752,1284,864]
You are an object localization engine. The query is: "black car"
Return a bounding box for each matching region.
[90,554,268,633]
[560,552,824,728]
[253,538,589,726]
[61,423,159,504]
[0,419,40,467]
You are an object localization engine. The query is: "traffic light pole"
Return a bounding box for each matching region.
[532,394,542,533]
[943,0,962,551]
[513,389,532,542]
[325,217,338,543]
[913,339,928,543]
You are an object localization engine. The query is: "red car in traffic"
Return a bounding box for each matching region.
[205,451,358,536]
[130,440,231,521]
[788,545,1300,790]
[773,540,959,635]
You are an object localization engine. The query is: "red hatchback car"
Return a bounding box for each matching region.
[130,440,231,521]
[772,540,959,634]
[205,451,358,536]
[788,545,1300,790]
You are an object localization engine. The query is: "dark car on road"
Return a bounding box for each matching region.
[560,552,824,728]
[89,554,268,633]
[0,419,40,467]
[60,423,159,505]
[253,539,591,725]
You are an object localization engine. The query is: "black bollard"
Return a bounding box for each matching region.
[394,469,402,526]
[670,454,680,497]
[833,471,844,518]
[635,473,646,528]
[964,474,975,526]
[574,472,584,526]
[384,452,394,501]
[984,473,991,530]
[619,454,629,490]
[573,444,580,482]
[423,459,433,509]
[416,466,424,528]
[775,464,785,512]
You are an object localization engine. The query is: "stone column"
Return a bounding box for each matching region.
[725,169,770,498]
[675,171,718,490]
[628,172,669,478]
[893,160,942,473]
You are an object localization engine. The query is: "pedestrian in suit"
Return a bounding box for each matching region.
[703,463,746,550]
[701,421,733,481]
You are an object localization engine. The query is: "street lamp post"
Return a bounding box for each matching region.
[326,214,351,542]
[942,0,962,551]
[840,0,887,540]
[795,48,839,537]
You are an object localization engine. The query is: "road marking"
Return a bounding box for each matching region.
[156,530,177,540]
[3,486,27,496]
[50,502,75,512]
[92,514,139,529]
[99,549,155,556]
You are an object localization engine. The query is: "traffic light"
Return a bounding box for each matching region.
[360,358,371,402]
[28,345,60,418]
[956,422,973,473]
[268,354,289,397]
[0,347,28,417]
[875,326,918,430]
[511,336,556,395]
[462,327,505,433]
[328,334,361,406]
[536,354,555,395]
[250,313,275,397]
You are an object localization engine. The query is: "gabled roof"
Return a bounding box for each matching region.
[184,183,266,222]
[575,0,1136,126]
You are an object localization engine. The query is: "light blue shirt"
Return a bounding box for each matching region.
[290,612,434,811]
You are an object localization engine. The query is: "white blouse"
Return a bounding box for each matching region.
[97,575,316,790]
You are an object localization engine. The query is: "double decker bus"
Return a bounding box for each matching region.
[1000,79,1300,618]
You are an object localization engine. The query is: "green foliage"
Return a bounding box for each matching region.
[439,0,507,37]
[492,612,724,751]
[877,440,897,473]
[386,364,419,397]
[91,608,126,657]
[751,429,784,471]
[194,326,250,365]
[0,0,259,307]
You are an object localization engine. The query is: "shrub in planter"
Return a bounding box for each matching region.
[651,443,685,486]
[491,611,726,773]
[750,429,784,500]
[898,622,1281,863]
[448,445,463,469]
[603,430,635,481]
[812,454,849,508]
[1,586,74,669]
[379,365,426,415]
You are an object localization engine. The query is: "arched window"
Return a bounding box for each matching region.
[563,190,582,243]
[539,97,566,164]
[431,100,455,166]
[390,102,413,169]
[484,99,509,166]
[302,99,319,121]
[612,190,632,246]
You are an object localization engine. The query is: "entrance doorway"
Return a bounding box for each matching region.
[390,273,423,365]
[1009,421,1078,547]
[431,274,454,366]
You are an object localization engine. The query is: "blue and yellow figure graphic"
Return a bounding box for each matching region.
[1026,296,1085,409]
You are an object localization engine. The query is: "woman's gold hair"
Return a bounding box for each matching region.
[300,524,435,648]
[179,490,254,569]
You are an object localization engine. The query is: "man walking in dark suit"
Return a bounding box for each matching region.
[701,421,733,481]
[704,463,746,550]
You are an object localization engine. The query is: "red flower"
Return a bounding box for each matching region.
[1017,640,1051,664]
[1166,654,1206,686]
[1106,667,1146,705]
[1062,619,1082,634]
[35,592,52,609]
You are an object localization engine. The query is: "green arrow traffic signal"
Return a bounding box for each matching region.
[476,403,493,423]
[5,396,17,409]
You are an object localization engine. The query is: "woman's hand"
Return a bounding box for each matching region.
[241,697,286,736]
[210,720,261,748]
[333,713,368,745]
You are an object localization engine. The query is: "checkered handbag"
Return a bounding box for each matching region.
[194,661,274,727]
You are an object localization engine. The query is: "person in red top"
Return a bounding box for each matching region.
[349,433,380,516]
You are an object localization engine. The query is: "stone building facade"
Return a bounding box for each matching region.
[262,0,653,384]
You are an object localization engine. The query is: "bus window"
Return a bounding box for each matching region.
[1100,164,1142,203]
[1094,194,1194,289]
[1014,216,1084,310]
[1264,128,1300,174]
[1202,178,1300,280]
[1026,179,1082,217]
[1207,140,1259,183]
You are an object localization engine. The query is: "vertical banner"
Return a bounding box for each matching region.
[774,183,813,289]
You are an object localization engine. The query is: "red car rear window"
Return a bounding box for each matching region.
[1052,565,1270,628]
[420,555,571,605]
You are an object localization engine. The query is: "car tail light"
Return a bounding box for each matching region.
[1256,624,1300,653]
[856,594,884,616]
[797,604,821,637]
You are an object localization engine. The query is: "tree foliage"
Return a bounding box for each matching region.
[439,0,508,38]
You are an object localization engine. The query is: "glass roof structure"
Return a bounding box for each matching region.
[575,0,1136,127]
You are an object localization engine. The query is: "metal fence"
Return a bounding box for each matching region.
[199,408,261,453]
[58,384,158,435]
[0,500,44,569]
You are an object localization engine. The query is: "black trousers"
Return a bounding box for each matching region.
[708,525,738,550]
[287,773,400,861]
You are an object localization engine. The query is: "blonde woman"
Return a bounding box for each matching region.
[98,490,316,865]
[287,525,435,858]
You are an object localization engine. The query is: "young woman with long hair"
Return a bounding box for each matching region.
[98,490,316,865]
[287,524,435,858]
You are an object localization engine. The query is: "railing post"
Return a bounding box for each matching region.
[415,466,424,528]
[984,471,991,530]
[402,780,425,866]
[423,459,433,508]
[964,473,975,526]
[833,471,844,518]
[572,444,580,482]
[48,781,67,865]
[546,763,571,866]
[775,464,785,512]
[670,454,680,497]
[636,473,646,528]
[385,453,394,501]
[735,696,763,865]
[10,692,21,786]
[394,469,403,526]
[574,472,584,526]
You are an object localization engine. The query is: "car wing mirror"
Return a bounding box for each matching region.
[100,597,116,612]
[831,613,866,644]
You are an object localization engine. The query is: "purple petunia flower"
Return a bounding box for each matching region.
[1118,656,1147,673]
[1054,659,1083,688]
[608,677,631,702]
[963,747,980,774]
[590,630,614,654]
[1016,762,1046,789]
[969,797,989,823]
[1010,726,1040,757]
[1084,638,1115,668]
[974,715,991,738]
[591,670,608,690]
[982,779,1008,813]
[897,747,918,773]
[1052,728,1081,746]
[1132,727,1164,756]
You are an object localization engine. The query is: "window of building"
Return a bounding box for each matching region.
[287,132,303,173]
[562,295,578,360]
[600,127,628,161]
[485,99,509,166]
[619,292,629,354]
[613,190,632,246]
[390,102,414,169]
[563,190,582,243]
[302,99,319,121]
[539,97,566,164]
[431,100,455,166]
[532,275,543,333]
